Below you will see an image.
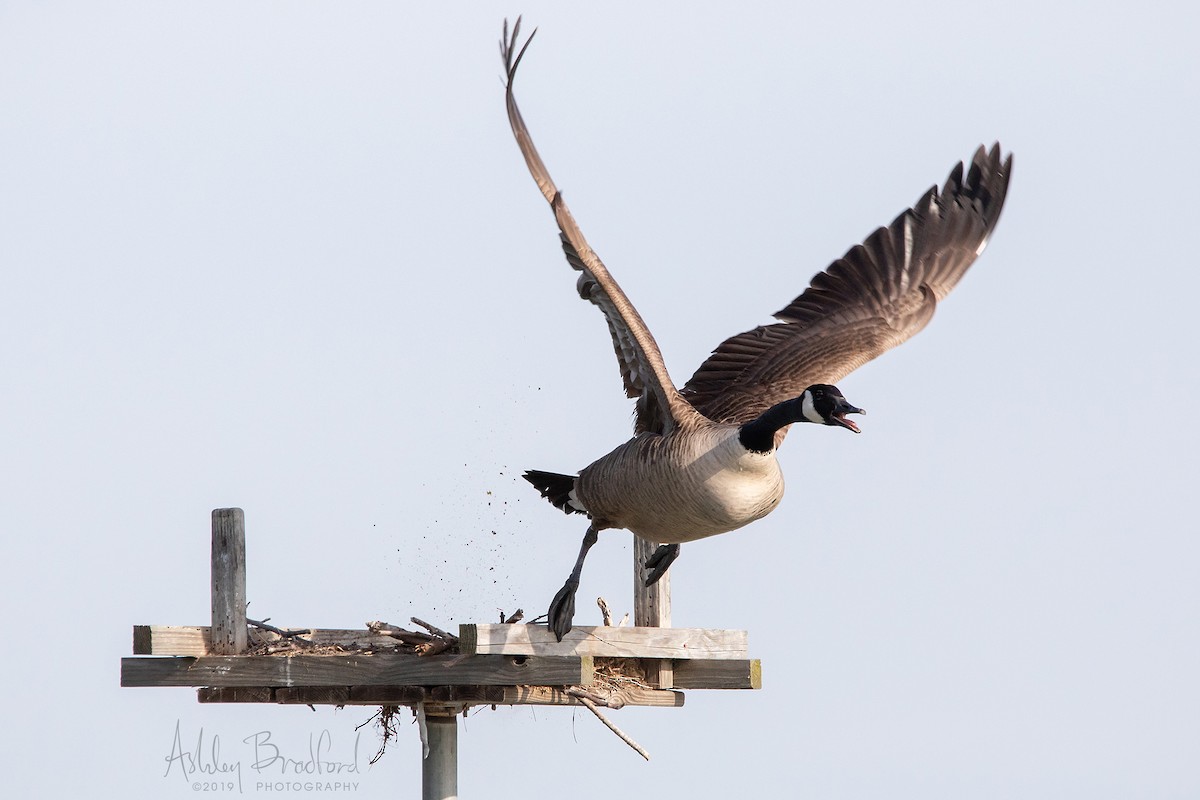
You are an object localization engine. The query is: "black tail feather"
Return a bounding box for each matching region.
[523,470,586,515]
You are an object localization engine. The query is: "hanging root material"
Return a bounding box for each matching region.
[355,705,402,765]
[565,687,650,761]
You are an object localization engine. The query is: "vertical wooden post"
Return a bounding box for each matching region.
[633,538,673,688]
[422,714,458,800]
[211,508,247,655]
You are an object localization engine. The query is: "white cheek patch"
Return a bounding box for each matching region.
[801,391,825,425]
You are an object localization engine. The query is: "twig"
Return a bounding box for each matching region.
[565,688,649,760]
[566,685,627,711]
[564,686,613,706]
[597,597,612,626]
[415,637,453,657]
[247,618,310,637]
[366,620,437,645]
[247,618,313,643]
[617,613,629,627]
[411,617,458,643]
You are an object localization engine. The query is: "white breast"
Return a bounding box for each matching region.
[576,427,786,543]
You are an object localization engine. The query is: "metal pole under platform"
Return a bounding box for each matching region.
[422,713,458,800]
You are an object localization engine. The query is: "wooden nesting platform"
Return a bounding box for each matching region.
[122,622,761,713]
[120,508,761,715]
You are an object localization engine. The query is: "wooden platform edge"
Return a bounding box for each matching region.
[671,658,761,690]
[197,684,685,708]
[459,624,748,660]
[132,625,404,657]
[122,653,595,688]
[135,624,750,662]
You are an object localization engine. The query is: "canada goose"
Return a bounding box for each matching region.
[501,21,1012,640]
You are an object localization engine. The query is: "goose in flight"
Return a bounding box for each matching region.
[500,20,1012,640]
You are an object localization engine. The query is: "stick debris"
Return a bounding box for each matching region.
[248,617,313,641]
[411,617,459,643]
[566,687,650,761]
[367,619,457,656]
[597,597,613,626]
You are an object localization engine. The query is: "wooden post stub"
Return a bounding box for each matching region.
[633,537,671,628]
[633,537,673,689]
[211,508,247,655]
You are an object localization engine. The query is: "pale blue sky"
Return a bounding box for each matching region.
[3,2,1197,797]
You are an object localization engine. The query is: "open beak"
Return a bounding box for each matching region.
[832,402,865,434]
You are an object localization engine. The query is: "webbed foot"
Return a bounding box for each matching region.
[643,543,680,586]
[547,578,579,641]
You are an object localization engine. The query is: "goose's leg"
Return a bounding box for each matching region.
[547,525,598,641]
[643,543,680,586]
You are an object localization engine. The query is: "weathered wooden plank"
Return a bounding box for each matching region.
[211,508,247,655]
[273,687,353,705]
[345,686,426,705]
[501,685,684,708]
[197,686,275,703]
[424,685,504,703]
[671,658,761,690]
[135,626,211,656]
[342,686,507,706]
[132,625,408,657]
[121,654,594,688]
[198,684,683,707]
[459,624,747,660]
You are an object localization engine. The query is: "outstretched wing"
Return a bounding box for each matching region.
[501,19,702,435]
[682,145,1013,424]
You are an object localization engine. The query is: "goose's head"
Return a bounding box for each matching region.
[799,384,865,433]
[738,384,865,453]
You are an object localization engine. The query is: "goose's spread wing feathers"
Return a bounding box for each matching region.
[559,236,671,432]
[682,145,1012,424]
[501,20,697,435]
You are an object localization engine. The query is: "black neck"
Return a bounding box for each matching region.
[738,398,805,454]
